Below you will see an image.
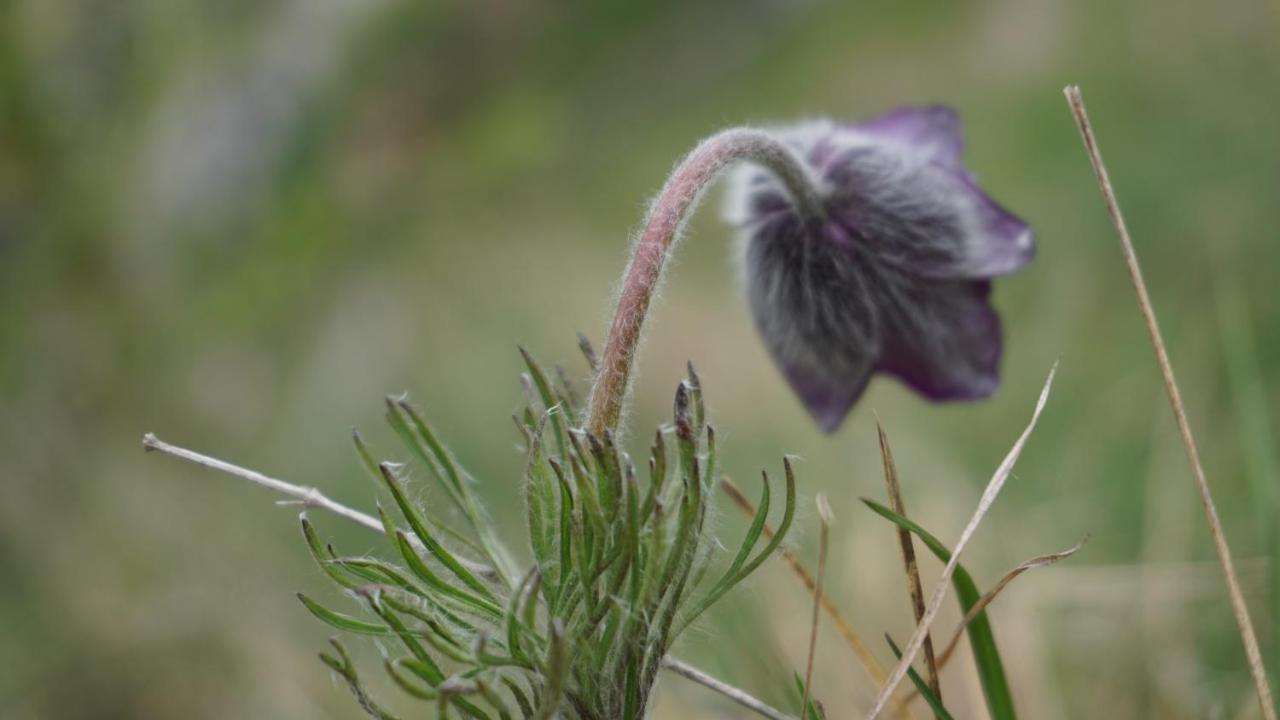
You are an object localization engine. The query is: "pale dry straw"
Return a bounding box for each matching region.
[1064,85,1275,720]
[877,420,941,699]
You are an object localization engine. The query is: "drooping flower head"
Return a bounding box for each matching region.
[725,107,1034,432]
[584,107,1032,438]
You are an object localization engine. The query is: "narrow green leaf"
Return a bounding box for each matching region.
[886,635,955,720]
[506,569,540,666]
[379,595,476,664]
[530,621,568,720]
[298,593,390,636]
[521,413,558,591]
[386,658,439,701]
[678,460,796,633]
[862,498,1016,720]
[390,531,505,618]
[378,462,497,602]
[790,672,825,720]
[363,591,445,683]
[386,397,516,586]
[320,638,403,720]
[300,515,361,590]
[502,677,534,718]
[519,346,571,462]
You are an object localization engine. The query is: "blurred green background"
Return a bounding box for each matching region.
[3,0,1279,717]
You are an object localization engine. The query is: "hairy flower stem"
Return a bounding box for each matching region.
[585,128,825,436]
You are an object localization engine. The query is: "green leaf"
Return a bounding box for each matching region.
[678,459,796,632]
[862,498,1016,720]
[386,396,517,586]
[519,346,571,462]
[362,591,446,685]
[298,593,390,636]
[521,413,558,592]
[530,621,569,720]
[378,594,476,665]
[385,658,439,701]
[790,672,825,720]
[377,462,497,602]
[502,677,534,718]
[320,638,403,720]
[885,634,955,720]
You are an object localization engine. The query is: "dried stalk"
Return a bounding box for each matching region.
[800,495,834,719]
[1064,85,1275,720]
[877,421,940,699]
[720,477,915,720]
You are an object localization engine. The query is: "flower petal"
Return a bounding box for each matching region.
[740,215,880,433]
[940,173,1036,278]
[875,280,1003,402]
[777,356,874,433]
[858,105,963,169]
[820,143,1034,281]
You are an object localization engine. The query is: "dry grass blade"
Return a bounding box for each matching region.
[867,362,1057,719]
[801,495,833,719]
[720,477,915,720]
[877,419,940,700]
[913,537,1087,693]
[1064,85,1276,720]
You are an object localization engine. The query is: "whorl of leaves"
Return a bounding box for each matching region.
[299,345,796,720]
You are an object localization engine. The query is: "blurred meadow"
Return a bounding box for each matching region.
[3,0,1280,717]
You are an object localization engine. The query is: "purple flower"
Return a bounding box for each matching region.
[725,107,1034,432]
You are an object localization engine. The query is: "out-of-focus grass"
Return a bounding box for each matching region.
[2,0,1278,718]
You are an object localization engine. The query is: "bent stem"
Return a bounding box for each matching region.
[1064,85,1276,720]
[585,128,825,436]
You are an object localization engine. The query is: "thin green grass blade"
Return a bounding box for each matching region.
[790,672,825,720]
[886,634,955,720]
[862,498,1016,720]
